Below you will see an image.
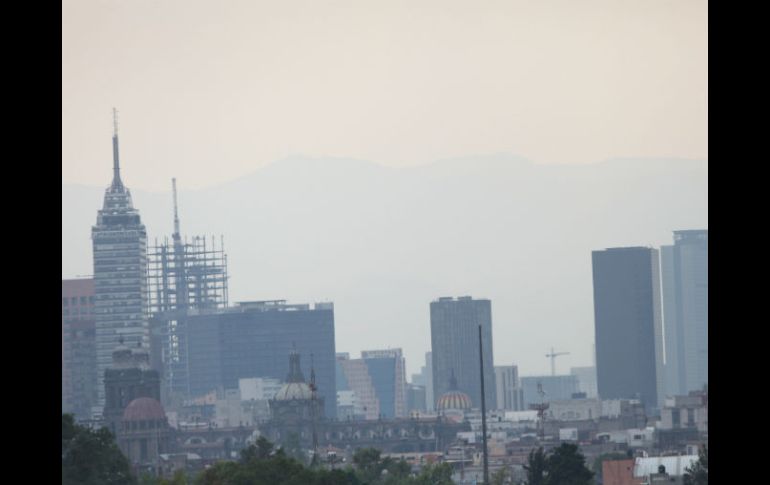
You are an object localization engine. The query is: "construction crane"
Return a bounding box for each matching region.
[546,347,570,376]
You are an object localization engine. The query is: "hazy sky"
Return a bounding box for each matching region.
[63,0,707,191]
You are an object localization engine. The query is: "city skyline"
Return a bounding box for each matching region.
[64,139,706,378]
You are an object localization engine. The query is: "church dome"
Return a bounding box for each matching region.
[274,382,313,401]
[436,370,472,411]
[436,390,473,411]
[273,350,315,401]
[123,397,167,421]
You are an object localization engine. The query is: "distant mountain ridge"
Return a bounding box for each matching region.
[62,154,708,376]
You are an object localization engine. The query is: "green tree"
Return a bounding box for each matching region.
[412,462,454,485]
[281,432,307,465]
[240,436,275,463]
[491,466,511,485]
[543,443,593,485]
[352,448,384,483]
[524,447,546,485]
[683,445,707,485]
[62,413,137,485]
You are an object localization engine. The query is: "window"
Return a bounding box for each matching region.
[62,298,68,306]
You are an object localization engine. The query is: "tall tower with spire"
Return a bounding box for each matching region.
[91,109,149,417]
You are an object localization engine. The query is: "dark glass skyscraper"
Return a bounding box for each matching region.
[430,296,496,410]
[184,300,337,418]
[592,247,664,412]
[92,113,149,415]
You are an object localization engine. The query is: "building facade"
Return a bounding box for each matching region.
[592,247,664,412]
[661,230,708,396]
[361,349,407,418]
[430,296,496,410]
[92,120,149,415]
[520,375,579,408]
[62,278,97,420]
[183,300,337,418]
[571,366,598,399]
[495,365,525,411]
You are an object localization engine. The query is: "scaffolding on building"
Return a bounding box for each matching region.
[147,179,230,400]
[148,234,229,314]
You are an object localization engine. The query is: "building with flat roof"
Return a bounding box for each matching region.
[520,375,579,408]
[495,365,525,411]
[430,296,496,410]
[62,278,97,420]
[592,247,664,412]
[661,230,708,396]
[183,300,337,417]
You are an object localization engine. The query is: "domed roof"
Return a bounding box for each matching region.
[274,382,313,401]
[122,397,167,421]
[437,390,473,411]
[273,350,315,401]
[436,370,472,411]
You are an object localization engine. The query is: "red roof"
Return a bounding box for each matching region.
[122,397,167,421]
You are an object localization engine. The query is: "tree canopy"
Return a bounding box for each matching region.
[683,445,707,485]
[524,444,594,485]
[62,413,136,485]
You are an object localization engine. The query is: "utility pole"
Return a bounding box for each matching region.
[478,324,489,485]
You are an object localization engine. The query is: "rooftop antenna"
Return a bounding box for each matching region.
[172,178,181,237]
[111,107,123,188]
[546,347,570,376]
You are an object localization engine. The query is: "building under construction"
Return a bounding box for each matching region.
[148,179,229,400]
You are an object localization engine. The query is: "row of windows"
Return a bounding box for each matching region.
[62,296,95,306]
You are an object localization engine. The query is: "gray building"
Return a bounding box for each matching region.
[184,300,337,418]
[92,117,149,415]
[520,375,579,408]
[495,365,525,411]
[430,296,496,410]
[592,247,664,412]
[661,230,708,396]
[570,366,598,399]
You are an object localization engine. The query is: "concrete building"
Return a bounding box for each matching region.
[592,247,664,412]
[92,117,149,415]
[406,384,427,413]
[238,377,282,402]
[547,398,602,421]
[412,352,434,411]
[661,230,708,396]
[520,375,579,408]
[430,296,496,410]
[658,392,708,434]
[337,353,379,420]
[495,365,525,411]
[335,349,407,419]
[570,366,598,399]
[183,300,337,418]
[62,278,97,420]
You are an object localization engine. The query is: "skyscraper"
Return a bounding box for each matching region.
[592,247,664,411]
[92,111,149,415]
[430,296,496,410]
[183,300,337,418]
[361,349,407,418]
[661,230,708,395]
[495,365,525,411]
